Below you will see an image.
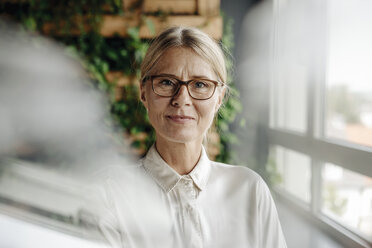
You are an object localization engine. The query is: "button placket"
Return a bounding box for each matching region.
[176,177,203,248]
[186,180,197,199]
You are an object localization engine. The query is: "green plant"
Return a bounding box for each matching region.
[324,184,348,216]
[264,158,283,187]
[215,14,242,163]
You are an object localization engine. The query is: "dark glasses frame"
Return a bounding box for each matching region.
[146,74,224,100]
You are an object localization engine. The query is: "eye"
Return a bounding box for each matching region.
[157,78,177,88]
[160,79,174,86]
[194,81,209,88]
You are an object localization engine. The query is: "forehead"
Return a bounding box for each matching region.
[152,47,216,79]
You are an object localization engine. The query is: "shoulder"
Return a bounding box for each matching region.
[211,162,276,202]
[210,161,263,183]
[207,161,274,206]
[208,161,271,195]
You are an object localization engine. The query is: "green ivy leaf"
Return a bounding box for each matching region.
[23,17,37,31]
[127,27,140,41]
[120,49,128,57]
[144,17,155,36]
[107,49,118,60]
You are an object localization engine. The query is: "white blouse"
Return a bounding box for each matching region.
[87,145,287,248]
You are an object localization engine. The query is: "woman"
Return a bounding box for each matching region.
[92,27,287,248]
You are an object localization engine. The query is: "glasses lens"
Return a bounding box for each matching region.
[188,79,216,99]
[152,77,178,97]
[152,76,217,100]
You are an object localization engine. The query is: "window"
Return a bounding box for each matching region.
[322,163,372,241]
[271,146,311,203]
[325,0,372,148]
[270,60,308,133]
[269,0,372,247]
[269,0,309,133]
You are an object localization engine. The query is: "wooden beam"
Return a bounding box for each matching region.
[43,15,223,39]
[122,0,138,11]
[1,0,220,16]
[101,15,223,39]
[142,0,197,14]
[105,71,139,87]
[197,0,220,16]
[105,72,139,101]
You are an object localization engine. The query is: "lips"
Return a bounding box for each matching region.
[166,115,195,123]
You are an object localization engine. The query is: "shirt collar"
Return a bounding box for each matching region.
[142,145,211,193]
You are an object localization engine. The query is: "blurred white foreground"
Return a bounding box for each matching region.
[0,21,137,247]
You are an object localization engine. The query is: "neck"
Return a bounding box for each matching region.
[155,137,203,175]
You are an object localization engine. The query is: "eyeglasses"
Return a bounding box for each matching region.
[147,74,223,100]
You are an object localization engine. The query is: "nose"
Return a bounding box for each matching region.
[171,85,192,107]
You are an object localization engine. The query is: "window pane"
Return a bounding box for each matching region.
[272,67,308,133]
[322,163,372,241]
[325,0,372,148]
[271,146,311,203]
[270,0,309,133]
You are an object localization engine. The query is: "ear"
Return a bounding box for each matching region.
[215,87,226,113]
[140,82,148,109]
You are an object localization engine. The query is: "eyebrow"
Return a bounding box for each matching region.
[154,73,211,79]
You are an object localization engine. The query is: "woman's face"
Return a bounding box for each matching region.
[140,47,225,145]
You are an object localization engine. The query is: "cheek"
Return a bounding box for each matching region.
[198,100,218,125]
[148,95,167,111]
[146,94,168,121]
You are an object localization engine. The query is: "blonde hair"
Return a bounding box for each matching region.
[140,26,227,85]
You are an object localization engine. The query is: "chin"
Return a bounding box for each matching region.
[160,131,202,144]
